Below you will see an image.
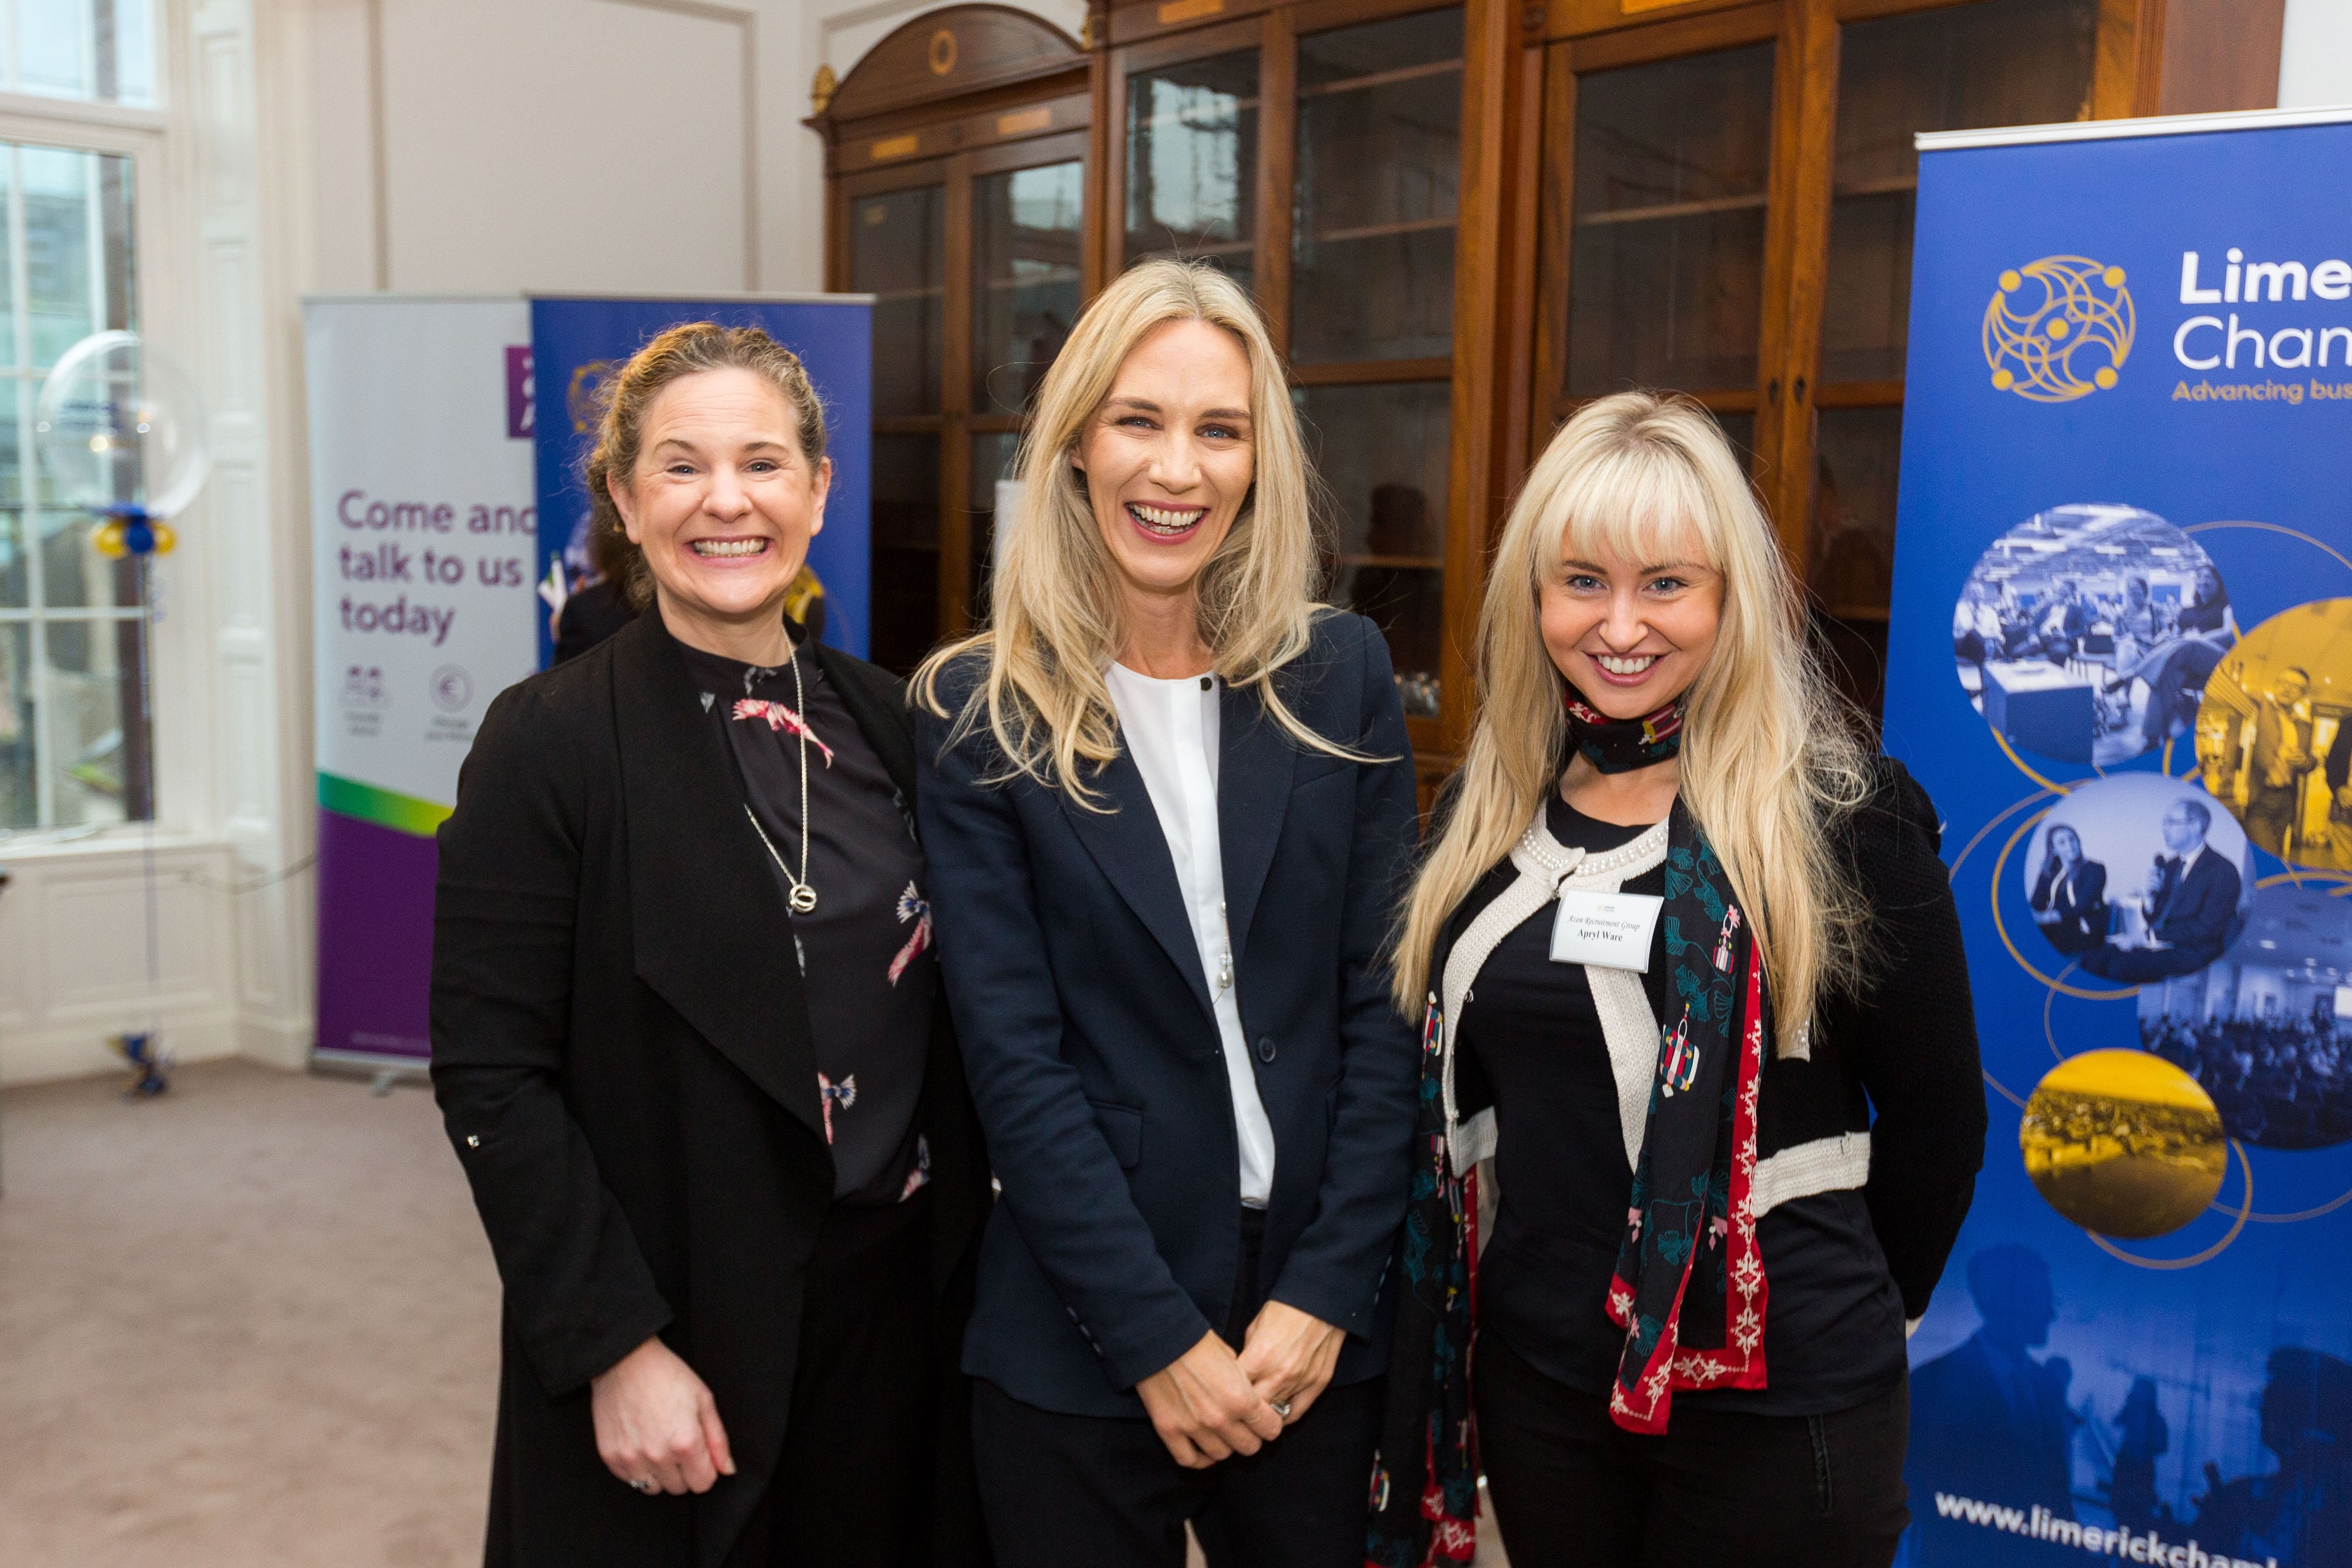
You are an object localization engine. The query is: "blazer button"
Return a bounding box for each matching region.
[1255,1036,1277,1064]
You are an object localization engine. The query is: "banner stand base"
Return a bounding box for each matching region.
[310,1048,430,1096]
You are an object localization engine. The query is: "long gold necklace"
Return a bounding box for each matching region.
[742,647,818,914]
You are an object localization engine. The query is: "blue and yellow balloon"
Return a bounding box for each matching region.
[36,329,210,557]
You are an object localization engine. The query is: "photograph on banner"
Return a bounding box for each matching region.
[2019,773,2251,981]
[2019,1048,2226,1239]
[2137,882,2352,1152]
[1953,504,2234,767]
[2194,598,2352,868]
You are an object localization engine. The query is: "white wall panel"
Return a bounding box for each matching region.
[0,840,240,1082]
[377,0,752,293]
[2280,0,2352,108]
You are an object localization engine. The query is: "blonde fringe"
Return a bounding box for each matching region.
[1390,392,1872,1055]
[915,258,1367,803]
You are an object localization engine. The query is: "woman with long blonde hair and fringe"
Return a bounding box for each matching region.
[1367,393,1986,1568]
[914,259,1421,1567]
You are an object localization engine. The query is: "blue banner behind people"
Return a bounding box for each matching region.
[530,296,872,666]
[1885,109,2352,1568]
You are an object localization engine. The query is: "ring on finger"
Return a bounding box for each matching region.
[630,1476,659,1494]
[1271,1398,1293,1419]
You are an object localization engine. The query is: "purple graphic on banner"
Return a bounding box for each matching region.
[314,809,436,1060]
[505,345,534,439]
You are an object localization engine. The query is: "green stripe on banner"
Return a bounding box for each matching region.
[317,773,451,837]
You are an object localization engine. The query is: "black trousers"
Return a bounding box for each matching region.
[971,1208,1385,1568]
[1474,1329,1911,1568]
[728,1193,940,1567]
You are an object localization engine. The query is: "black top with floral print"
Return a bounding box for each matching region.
[679,633,936,1205]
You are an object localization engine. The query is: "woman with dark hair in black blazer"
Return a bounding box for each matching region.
[432,323,987,1567]
[913,260,1422,1566]
[2030,824,2110,956]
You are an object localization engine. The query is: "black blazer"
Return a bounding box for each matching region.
[552,577,637,664]
[2029,855,2109,955]
[430,610,988,1568]
[915,611,1422,1417]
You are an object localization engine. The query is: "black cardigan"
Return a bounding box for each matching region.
[1431,755,1986,1325]
[429,611,989,1568]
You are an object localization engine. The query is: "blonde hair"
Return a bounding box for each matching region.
[916,258,1351,802]
[1392,392,1872,1054]
[586,322,827,610]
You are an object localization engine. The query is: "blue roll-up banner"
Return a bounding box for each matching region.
[1886,108,2352,1567]
[529,295,873,666]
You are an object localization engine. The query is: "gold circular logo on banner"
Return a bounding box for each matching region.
[928,28,959,75]
[1984,255,2134,402]
[566,359,620,436]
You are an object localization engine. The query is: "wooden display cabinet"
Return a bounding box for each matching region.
[1100,0,1506,792]
[1498,0,2286,715]
[810,6,1095,674]
[820,0,2286,749]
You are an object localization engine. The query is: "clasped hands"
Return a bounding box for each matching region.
[1134,1300,1345,1470]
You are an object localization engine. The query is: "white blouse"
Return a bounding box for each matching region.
[1104,661,1277,1208]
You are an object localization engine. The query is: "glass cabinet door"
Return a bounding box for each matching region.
[967,430,1023,627]
[1290,6,1465,723]
[1125,48,1260,290]
[1291,9,1462,365]
[973,159,1084,416]
[852,181,946,674]
[867,432,943,676]
[854,185,945,419]
[1303,380,1452,718]
[1822,0,2097,385]
[1810,0,2097,618]
[1566,43,1776,406]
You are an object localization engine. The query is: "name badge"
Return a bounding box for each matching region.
[1550,891,1664,972]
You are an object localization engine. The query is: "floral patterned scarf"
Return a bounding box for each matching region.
[1605,816,1770,1432]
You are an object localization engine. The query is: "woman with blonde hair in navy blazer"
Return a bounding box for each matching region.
[914,258,1421,1567]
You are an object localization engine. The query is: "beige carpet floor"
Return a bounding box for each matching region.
[0,1061,500,1567]
[0,1059,1507,1567]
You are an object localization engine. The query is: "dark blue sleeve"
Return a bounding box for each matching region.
[914,687,1214,1390]
[1266,618,1423,1338]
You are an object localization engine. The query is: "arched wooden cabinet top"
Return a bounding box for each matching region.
[811,4,1088,131]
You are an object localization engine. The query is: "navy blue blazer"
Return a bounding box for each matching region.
[2148,845,2241,959]
[916,611,1422,1417]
